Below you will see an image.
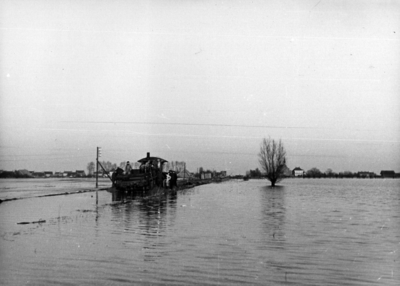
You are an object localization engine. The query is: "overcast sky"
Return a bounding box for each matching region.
[1,0,399,175]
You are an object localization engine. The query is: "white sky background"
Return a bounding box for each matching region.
[0,0,399,174]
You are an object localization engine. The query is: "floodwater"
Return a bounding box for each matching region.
[0,178,399,285]
[0,178,110,200]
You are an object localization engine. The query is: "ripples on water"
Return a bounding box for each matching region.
[0,179,399,285]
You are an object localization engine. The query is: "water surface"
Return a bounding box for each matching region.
[0,179,399,285]
[0,178,110,200]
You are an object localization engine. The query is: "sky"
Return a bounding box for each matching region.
[1,0,399,175]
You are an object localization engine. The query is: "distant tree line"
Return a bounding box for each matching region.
[245,166,393,179]
[247,168,262,178]
[304,168,377,178]
[0,170,33,178]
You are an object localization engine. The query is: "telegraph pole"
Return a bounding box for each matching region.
[96,147,101,204]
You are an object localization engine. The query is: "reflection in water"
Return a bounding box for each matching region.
[260,186,286,243]
[259,186,289,279]
[111,191,178,233]
[110,189,178,262]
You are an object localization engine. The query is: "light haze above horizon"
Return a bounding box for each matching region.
[1,0,399,175]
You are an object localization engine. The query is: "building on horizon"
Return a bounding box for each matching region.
[76,170,86,177]
[357,171,376,178]
[292,167,305,177]
[201,172,212,180]
[380,170,395,178]
[44,171,53,178]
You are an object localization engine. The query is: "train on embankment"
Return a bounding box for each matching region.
[106,152,199,201]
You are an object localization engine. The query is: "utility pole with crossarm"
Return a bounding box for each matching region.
[96,147,101,204]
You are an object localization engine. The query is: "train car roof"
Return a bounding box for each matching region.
[137,156,168,164]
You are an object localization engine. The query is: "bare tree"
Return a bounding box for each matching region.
[325,168,333,176]
[100,161,116,172]
[258,137,287,187]
[87,162,95,176]
[119,161,126,169]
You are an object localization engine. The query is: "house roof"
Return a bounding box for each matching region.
[292,167,303,171]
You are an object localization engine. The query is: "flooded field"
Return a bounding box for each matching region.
[0,178,110,200]
[0,178,399,285]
